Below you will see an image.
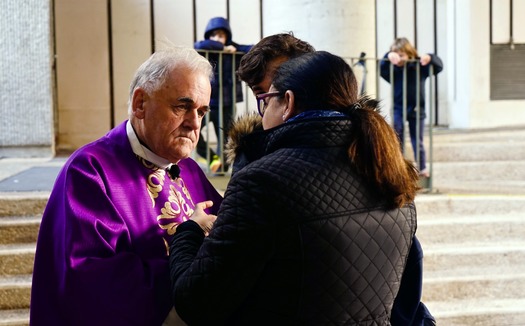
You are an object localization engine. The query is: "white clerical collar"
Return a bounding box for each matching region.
[126,120,173,170]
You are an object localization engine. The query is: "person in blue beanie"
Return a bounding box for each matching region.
[194,17,253,173]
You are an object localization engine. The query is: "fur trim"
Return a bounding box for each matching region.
[225,113,263,165]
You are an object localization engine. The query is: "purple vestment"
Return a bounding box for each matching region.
[30,121,222,326]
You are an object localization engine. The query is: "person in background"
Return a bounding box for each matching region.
[380,37,443,178]
[194,16,253,173]
[169,50,421,325]
[30,46,223,326]
[233,32,435,325]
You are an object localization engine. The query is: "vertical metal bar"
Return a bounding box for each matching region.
[150,0,155,53]
[414,0,418,48]
[490,0,493,44]
[260,0,263,39]
[402,64,407,156]
[428,65,434,190]
[204,51,211,172]
[510,0,513,39]
[433,0,439,125]
[51,0,59,152]
[192,0,197,43]
[390,60,395,132]
[107,0,115,128]
[393,0,397,38]
[415,61,421,171]
[218,52,224,173]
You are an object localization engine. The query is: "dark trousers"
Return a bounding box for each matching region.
[196,104,234,167]
[393,109,426,171]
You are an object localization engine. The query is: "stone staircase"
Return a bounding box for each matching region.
[416,126,525,325]
[0,196,47,326]
[416,195,525,325]
[0,126,524,325]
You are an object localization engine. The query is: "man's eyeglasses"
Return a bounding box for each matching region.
[256,91,282,117]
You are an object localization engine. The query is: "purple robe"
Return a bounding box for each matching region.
[30,121,222,326]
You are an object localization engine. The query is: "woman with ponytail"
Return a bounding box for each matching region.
[169,51,432,325]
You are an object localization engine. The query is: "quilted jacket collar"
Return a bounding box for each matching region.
[226,113,353,175]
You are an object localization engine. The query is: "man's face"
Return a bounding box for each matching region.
[249,56,289,96]
[132,67,211,162]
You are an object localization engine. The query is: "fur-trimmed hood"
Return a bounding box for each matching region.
[224,97,381,174]
[225,112,263,167]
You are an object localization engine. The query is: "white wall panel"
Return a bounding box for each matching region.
[230,0,261,44]
[112,0,152,125]
[55,0,111,150]
[396,0,415,41]
[155,0,194,48]
[416,0,435,53]
[195,0,227,42]
[491,0,511,44]
[513,0,525,43]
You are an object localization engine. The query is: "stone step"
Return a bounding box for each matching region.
[414,194,525,217]
[417,213,525,245]
[0,244,35,276]
[423,242,525,275]
[425,298,525,326]
[430,161,525,194]
[423,271,525,302]
[0,195,47,218]
[0,309,29,326]
[431,139,525,162]
[0,216,40,245]
[0,275,31,310]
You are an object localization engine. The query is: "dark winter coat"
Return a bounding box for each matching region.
[194,17,253,107]
[170,110,418,325]
[379,53,443,119]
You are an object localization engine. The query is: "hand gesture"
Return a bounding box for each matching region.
[420,54,431,66]
[387,51,401,65]
[223,45,237,53]
[190,201,217,236]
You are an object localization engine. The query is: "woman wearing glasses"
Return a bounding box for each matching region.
[169,51,423,325]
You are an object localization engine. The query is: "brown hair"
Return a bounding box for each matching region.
[390,37,419,60]
[348,99,420,208]
[272,51,420,208]
[237,32,315,87]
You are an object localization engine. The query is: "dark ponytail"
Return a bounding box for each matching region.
[348,97,420,208]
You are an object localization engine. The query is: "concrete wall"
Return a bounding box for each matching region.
[2,0,524,152]
[0,0,53,147]
[447,0,525,129]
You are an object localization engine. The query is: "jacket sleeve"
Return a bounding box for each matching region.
[194,39,224,50]
[428,53,443,75]
[234,43,253,54]
[169,169,275,325]
[390,235,436,326]
[379,52,392,82]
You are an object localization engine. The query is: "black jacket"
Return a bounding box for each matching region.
[379,53,443,119]
[170,113,417,325]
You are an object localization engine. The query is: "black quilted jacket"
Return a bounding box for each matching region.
[170,116,417,325]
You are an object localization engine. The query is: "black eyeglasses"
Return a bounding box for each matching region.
[256,91,282,117]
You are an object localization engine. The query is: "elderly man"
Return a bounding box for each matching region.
[30,46,222,326]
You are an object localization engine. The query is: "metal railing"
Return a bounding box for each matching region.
[197,50,438,191]
[195,49,249,176]
[347,55,438,191]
